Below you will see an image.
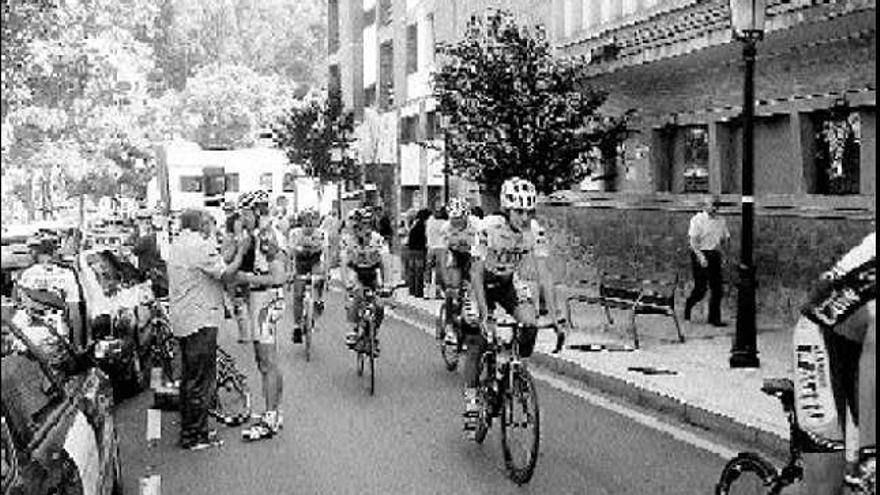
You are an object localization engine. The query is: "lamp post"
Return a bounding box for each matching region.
[729,0,765,368]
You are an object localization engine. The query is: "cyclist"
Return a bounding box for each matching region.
[235,190,287,440]
[288,208,328,344]
[462,177,562,436]
[440,197,475,347]
[16,235,84,351]
[340,207,391,353]
[795,231,875,493]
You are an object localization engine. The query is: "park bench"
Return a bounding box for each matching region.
[564,272,685,349]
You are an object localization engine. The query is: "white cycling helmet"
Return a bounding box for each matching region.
[447,197,469,219]
[500,177,537,211]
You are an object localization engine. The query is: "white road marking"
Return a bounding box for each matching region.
[139,474,161,495]
[146,409,161,443]
[387,308,739,460]
[150,367,163,390]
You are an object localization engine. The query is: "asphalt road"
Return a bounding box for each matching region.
[114,291,730,495]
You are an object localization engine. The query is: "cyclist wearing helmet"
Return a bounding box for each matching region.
[16,235,84,351]
[340,207,391,352]
[440,197,475,347]
[795,232,875,493]
[235,190,287,440]
[288,208,328,344]
[462,177,563,436]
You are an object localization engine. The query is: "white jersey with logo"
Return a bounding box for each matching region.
[471,215,548,279]
[18,263,81,303]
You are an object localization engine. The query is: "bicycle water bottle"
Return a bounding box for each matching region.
[792,316,839,442]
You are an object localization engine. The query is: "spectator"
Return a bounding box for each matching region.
[405,209,430,298]
[425,207,449,299]
[133,212,167,298]
[168,209,244,450]
[377,206,394,247]
[684,195,730,327]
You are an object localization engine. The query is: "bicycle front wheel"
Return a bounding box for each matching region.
[715,452,779,495]
[438,304,460,371]
[367,320,376,396]
[500,365,540,485]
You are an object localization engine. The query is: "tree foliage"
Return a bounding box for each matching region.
[432,9,634,195]
[271,90,358,186]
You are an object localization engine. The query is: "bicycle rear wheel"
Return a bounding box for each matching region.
[500,365,540,485]
[715,452,779,495]
[368,321,376,396]
[438,304,460,371]
[304,294,313,362]
[473,386,491,445]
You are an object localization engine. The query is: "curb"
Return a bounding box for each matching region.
[388,294,788,460]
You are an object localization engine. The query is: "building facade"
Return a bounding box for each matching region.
[328,0,551,218]
[552,0,875,201]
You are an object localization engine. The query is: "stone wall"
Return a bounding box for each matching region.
[537,194,874,325]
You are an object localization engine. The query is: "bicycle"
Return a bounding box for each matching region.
[295,273,324,362]
[350,285,393,396]
[147,297,252,426]
[716,377,875,494]
[436,281,469,371]
[470,315,544,485]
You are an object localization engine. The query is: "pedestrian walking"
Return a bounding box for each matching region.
[425,207,449,299]
[684,195,731,327]
[168,209,244,450]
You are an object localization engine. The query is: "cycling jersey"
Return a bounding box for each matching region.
[341,231,388,286]
[802,232,876,337]
[18,263,81,304]
[471,215,548,279]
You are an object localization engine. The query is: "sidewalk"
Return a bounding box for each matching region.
[388,285,796,458]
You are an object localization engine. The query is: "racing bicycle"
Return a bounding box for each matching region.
[295,273,324,362]
[470,315,544,485]
[716,377,875,494]
[350,285,393,396]
[436,281,470,371]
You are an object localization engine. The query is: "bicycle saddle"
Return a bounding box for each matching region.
[761,378,794,397]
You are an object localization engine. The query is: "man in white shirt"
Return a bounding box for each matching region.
[684,196,731,327]
[425,207,450,299]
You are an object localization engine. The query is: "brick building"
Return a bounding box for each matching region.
[552,0,875,200]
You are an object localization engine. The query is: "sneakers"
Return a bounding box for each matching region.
[182,430,223,450]
[241,411,282,441]
[292,325,303,344]
[315,300,325,316]
[462,388,480,439]
[444,326,458,347]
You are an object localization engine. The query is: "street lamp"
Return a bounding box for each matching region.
[729,0,765,369]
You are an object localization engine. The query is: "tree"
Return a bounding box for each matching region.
[271,90,358,190]
[432,9,634,196]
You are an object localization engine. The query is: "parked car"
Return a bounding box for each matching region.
[76,249,156,398]
[1,301,123,495]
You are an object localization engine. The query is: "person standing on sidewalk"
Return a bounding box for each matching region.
[168,209,244,450]
[406,209,429,298]
[425,207,449,299]
[684,196,730,327]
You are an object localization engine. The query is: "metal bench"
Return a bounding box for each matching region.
[565,272,685,349]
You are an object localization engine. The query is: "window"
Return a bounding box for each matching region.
[363,7,376,27]
[180,175,203,192]
[379,41,394,110]
[406,24,418,74]
[379,0,392,25]
[225,173,240,192]
[260,173,274,191]
[329,65,341,95]
[400,115,418,143]
[364,83,377,107]
[812,110,860,195]
[425,111,439,140]
[1,342,63,446]
[283,172,297,193]
[329,0,340,54]
[681,127,709,193]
